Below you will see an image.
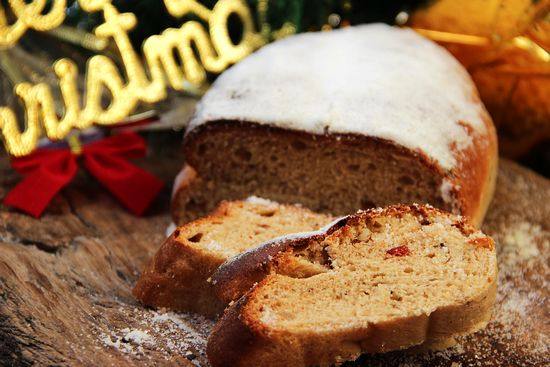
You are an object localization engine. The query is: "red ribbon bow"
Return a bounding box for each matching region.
[3,132,164,218]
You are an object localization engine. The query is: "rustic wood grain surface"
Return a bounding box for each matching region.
[0,141,548,367]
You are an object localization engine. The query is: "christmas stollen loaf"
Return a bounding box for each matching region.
[133,198,332,317]
[173,24,498,226]
[207,204,498,367]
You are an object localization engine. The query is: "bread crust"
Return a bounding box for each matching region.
[213,216,348,305]
[209,283,496,367]
[449,91,499,226]
[135,200,332,317]
[131,232,226,317]
[206,296,259,367]
[170,164,202,226]
[133,203,233,317]
[178,119,497,227]
[207,205,498,367]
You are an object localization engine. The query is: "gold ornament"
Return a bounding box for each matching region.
[0,0,264,156]
[410,0,549,157]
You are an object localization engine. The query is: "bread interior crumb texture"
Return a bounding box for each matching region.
[247,211,495,337]
[180,126,452,222]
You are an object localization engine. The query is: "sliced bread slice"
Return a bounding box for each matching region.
[132,198,333,317]
[207,204,497,367]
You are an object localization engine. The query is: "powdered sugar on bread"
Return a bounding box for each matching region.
[189,24,487,170]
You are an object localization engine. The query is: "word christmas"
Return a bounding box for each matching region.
[0,0,264,156]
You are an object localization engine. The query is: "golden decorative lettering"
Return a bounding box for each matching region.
[0,0,263,156]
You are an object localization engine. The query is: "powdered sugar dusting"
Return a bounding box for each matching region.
[202,240,236,257]
[122,329,154,345]
[100,329,153,355]
[188,24,488,170]
[100,328,155,355]
[467,219,549,363]
[499,221,544,268]
[489,221,548,353]
[439,179,456,206]
[97,305,213,365]
[245,196,278,206]
[165,222,177,237]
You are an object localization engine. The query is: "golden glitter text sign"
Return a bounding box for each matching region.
[0,0,264,156]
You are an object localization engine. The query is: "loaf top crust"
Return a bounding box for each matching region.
[188,24,491,171]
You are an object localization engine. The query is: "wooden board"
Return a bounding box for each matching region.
[0,144,548,367]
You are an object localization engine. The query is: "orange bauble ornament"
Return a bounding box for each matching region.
[410,0,549,158]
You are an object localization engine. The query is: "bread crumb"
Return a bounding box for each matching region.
[260,307,277,324]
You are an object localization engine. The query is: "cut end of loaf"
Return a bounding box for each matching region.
[173,123,479,225]
[208,204,497,366]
